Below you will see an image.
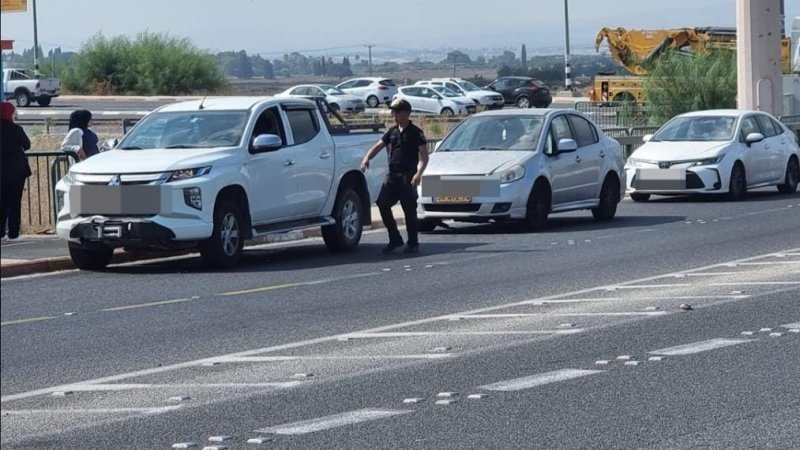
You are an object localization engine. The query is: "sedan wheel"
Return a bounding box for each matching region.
[727,163,747,201]
[777,158,799,194]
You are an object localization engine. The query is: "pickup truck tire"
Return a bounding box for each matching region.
[37,96,52,107]
[15,89,31,107]
[200,199,244,268]
[68,242,113,271]
[322,187,363,252]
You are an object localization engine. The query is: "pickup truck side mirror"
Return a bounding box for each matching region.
[745,132,764,147]
[100,138,119,151]
[556,138,578,154]
[642,134,653,143]
[252,134,283,153]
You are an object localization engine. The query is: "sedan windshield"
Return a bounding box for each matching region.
[432,86,461,98]
[458,81,480,92]
[320,85,346,95]
[118,111,249,150]
[437,116,544,151]
[652,116,737,142]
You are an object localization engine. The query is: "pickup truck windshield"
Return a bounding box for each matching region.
[119,111,249,150]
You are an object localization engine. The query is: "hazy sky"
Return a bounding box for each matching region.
[2,0,798,56]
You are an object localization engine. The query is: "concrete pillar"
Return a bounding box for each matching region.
[737,0,783,115]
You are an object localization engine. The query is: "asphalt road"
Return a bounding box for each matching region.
[2,190,799,449]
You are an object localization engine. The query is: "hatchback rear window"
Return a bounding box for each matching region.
[379,79,396,87]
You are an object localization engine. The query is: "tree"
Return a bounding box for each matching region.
[321,56,327,76]
[263,59,275,79]
[443,50,471,65]
[231,50,254,79]
[642,50,736,125]
[312,59,323,76]
[520,44,527,70]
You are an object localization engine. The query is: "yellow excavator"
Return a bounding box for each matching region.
[589,26,793,103]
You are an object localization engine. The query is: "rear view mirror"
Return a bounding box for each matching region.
[745,132,764,146]
[556,138,578,153]
[642,134,653,143]
[252,134,282,153]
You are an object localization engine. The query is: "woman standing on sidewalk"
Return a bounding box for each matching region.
[0,102,32,240]
[60,109,99,160]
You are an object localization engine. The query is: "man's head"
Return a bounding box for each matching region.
[389,98,412,125]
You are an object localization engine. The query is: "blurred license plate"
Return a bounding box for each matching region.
[434,196,472,204]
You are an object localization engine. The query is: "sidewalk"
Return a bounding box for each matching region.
[1,205,404,278]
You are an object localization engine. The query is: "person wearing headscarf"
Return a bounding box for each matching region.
[0,102,32,240]
[60,109,99,160]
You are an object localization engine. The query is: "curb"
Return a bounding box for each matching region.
[0,217,403,279]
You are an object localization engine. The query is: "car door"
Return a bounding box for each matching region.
[246,106,297,223]
[492,79,516,103]
[567,114,604,200]
[737,115,771,185]
[286,104,335,218]
[755,114,786,183]
[545,115,583,206]
[417,87,441,113]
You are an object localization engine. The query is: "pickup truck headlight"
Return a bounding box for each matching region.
[167,166,211,182]
[689,155,723,167]
[496,164,526,184]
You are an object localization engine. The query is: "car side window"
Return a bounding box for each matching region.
[551,116,573,144]
[338,81,354,89]
[493,79,508,89]
[770,118,786,136]
[355,80,371,88]
[739,116,760,142]
[286,109,320,145]
[755,115,778,137]
[252,106,286,146]
[404,87,420,97]
[567,115,598,147]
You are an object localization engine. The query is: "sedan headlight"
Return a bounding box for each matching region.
[496,164,526,183]
[625,158,647,168]
[689,155,723,167]
[167,166,211,183]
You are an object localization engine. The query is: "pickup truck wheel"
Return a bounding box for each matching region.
[366,95,380,108]
[523,181,550,231]
[37,96,52,107]
[15,89,31,107]
[200,199,244,268]
[68,242,113,271]
[592,175,620,221]
[516,96,531,109]
[322,187,363,252]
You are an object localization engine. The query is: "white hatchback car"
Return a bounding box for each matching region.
[335,77,398,108]
[417,109,626,231]
[393,85,476,115]
[625,110,800,201]
[276,84,365,113]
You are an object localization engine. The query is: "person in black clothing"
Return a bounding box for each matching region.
[361,98,429,254]
[0,102,32,240]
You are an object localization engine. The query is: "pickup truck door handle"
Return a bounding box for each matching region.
[575,156,582,163]
[284,159,296,166]
[319,152,332,159]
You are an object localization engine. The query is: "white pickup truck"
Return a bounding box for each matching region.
[55,96,388,270]
[2,68,61,106]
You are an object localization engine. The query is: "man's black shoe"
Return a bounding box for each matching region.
[382,241,404,254]
[402,244,419,254]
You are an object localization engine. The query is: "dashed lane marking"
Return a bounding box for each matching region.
[213,354,453,362]
[648,338,753,356]
[101,298,191,312]
[254,408,412,435]
[0,316,57,326]
[780,322,800,329]
[1,406,183,415]
[448,312,668,319]
[218,272,380,296]
[342,330,583,338]
[479,369,605,392]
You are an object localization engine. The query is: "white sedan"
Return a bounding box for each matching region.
[625,110,800,201]
[393,85,476,115]
[276,84,365,113]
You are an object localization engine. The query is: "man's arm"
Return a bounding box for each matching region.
[411,144,429,187]
[361,140,386,171]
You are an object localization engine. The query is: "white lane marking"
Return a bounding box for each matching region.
[523,295,750,305]
[56,382,302,391]
[780,322,800,329]
[684,272,744,277]
[649,338,752,356]
[709,282,800,286]
[254,408,411,435]
[3,248,796,404]
[1,406,182,415]
[450,312,667,319]
[606,284,692,290]
[344,330,583,338]
[479,369,604,392]
[214,354,453,362]
[736,261,800,266]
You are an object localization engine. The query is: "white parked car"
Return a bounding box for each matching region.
[625,110,800,201]
[393,85,476,116]
[417,109,626,231]
[276,84,365,113]
[416,78,505,109]
[335,77,398,108]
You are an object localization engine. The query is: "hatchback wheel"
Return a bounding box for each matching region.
[516,96,531,109]
[366,95,379,108]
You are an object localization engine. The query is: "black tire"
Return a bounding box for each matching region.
[199,198,244,268]
[515,96,531,109]
[592,175,620,221]
[777,157,799,194]
[613,92,636,103]
[727,162,747,201]
[37,96,52,107]
[322,187,363,252]
[630,192,650,202]
[523,181,550,231]
[440,107,454,116]
[15,89,31,107]
[68,242,113,271]
[418,218,439,233]
[366,95,380,108]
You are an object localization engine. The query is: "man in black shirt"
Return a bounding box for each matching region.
[361,98,429,254]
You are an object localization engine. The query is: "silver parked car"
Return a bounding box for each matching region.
[417,109,626,231]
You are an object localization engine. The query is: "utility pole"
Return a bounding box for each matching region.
[563,0,573,92]
[365,44,375,75]
[453,62,456,77]
[32,0,40,77]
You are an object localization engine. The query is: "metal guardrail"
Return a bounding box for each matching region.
[22,151,79,233]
